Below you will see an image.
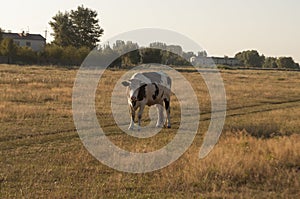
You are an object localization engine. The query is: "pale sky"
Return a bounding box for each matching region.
[1,0,299,62]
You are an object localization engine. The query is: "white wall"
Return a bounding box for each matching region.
[14,39,45,52]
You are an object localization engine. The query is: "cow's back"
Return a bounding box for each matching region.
[132,71,171,89]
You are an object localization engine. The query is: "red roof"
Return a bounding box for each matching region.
[2,32,46,41]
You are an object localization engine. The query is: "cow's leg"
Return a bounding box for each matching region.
[164,98,171,128]
[155,103,164,128]
[137,104,145,131]
[128,106,135,130]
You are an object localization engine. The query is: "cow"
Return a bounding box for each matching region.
[121,71,172,130]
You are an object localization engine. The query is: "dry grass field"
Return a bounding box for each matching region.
[0,64,299,198]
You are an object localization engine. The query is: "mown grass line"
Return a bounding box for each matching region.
[202,99,300,120]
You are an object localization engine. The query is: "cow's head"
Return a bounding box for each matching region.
[122,79,146,102]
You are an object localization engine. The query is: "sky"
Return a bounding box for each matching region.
[1,0,299,62]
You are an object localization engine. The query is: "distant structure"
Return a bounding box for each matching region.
[2,31,46,52]
[190,55,241,67]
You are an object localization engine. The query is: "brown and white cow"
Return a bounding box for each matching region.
[122,71,172,130]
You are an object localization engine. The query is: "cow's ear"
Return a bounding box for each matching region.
[122,81,130,87]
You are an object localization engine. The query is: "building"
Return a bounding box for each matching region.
[211,56,241,66]
[2,31,46,52]
[190,56,241,67]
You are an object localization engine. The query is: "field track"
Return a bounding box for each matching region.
[1,97,300,148]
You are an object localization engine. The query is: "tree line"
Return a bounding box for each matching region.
[83,41,195,68]
[235,50,299,69]
[0,38,91,66]
[0,5,299,69]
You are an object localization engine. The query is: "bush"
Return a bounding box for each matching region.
[43,44,63,65]
[76,46,90,64]
[15,47,37,65]
[42,45,90,66]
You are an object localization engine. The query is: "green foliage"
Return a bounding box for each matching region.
[43,44,63,64]
[99,41,192,67]
[70,5,104,49]
[235,50,265,67]
[0,38,17,56]
[112,40,140,67]
[263,57,278,68]
[76,46,90,64]
[121,49,141,67]
[140,48,163,63]
[276,57,298,69]
[1,33,298,69]
[15,47,37,64]
[49,5,104,49]
[49,12,75,47]
[0,38,17,63]
[61,46,78,65]
[42,44,89,66]
[148,42,190,65]
[161,50,190,65]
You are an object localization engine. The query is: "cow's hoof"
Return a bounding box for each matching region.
[128,126,134,130]
[167,125,171,129]
[156,124,163,128]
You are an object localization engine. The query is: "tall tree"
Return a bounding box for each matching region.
[70,5,104,49]
[49,5,104,49]
[49,11,75,47]
[235,50,264,67]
